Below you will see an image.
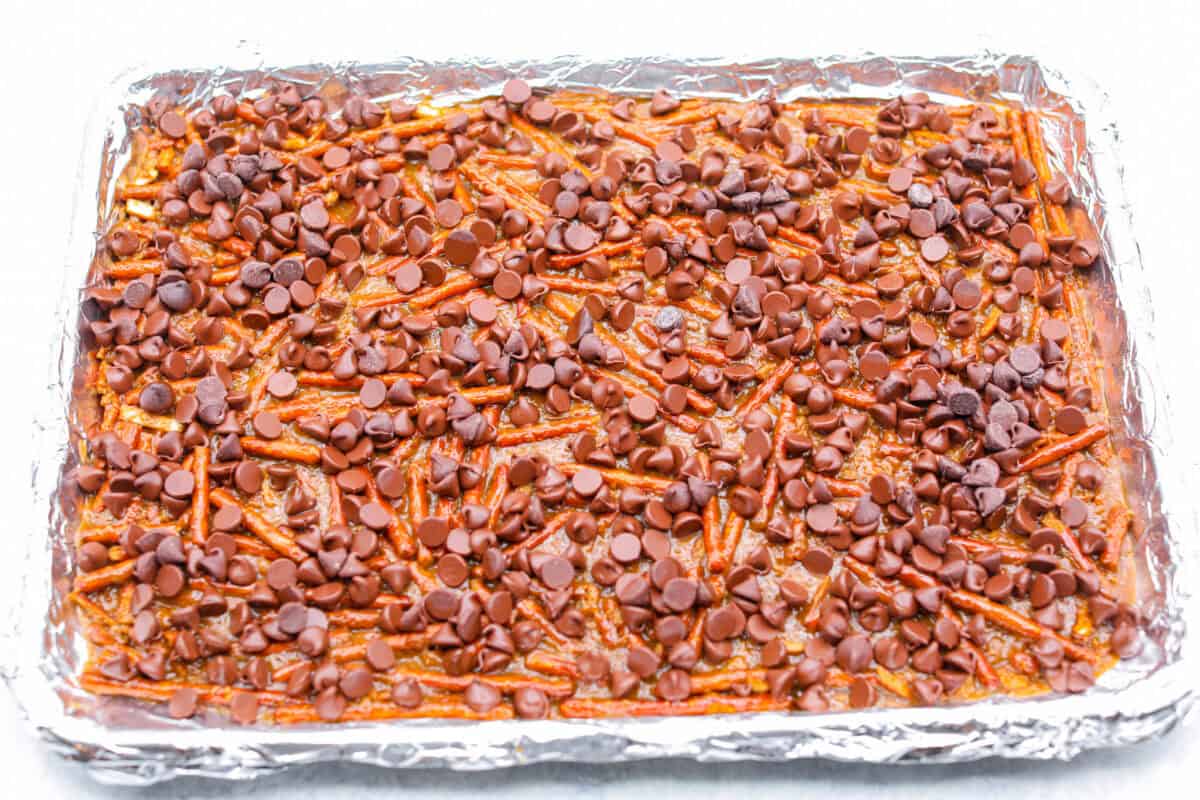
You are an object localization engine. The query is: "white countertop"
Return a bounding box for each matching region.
[3,1,1197,796]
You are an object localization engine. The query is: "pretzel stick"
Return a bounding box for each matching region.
[80,675,290,707]
[539,276,621,296]
[230,534,279,559]
[1103,507,1132,570]
[406,465,430,524]
[1023,111,1071,236]
[250,318,291,358]
[363,478,410,559]
[633,321,728,366]
[1073,598,1095,639]
[752,398,796,530]
[115,183,165,201]
[190,446,209,543]
[509,115,590,175]
[1007,109,1050,249]
[689,669,767,694]
[392,667,575,698]
[832,387,876,410]
[517,599,574,649]
[559,694,789,718]
[73,559,135,593]
[1016,425,1107,472]
[702,492,721,572]
[460,385,515,405]
[654,295,721,321]
[461,407,500,504]
[274,700,515,723]
[68,591,117,626]
[505,512,572,556]
[775,227,823,250]
[946,588,1096,664]
[271,633,432,682]
[269,384,511,423]
[408,274,483,311]
[585,588,627,648]
[209,489,305,561]
[737,361,794,415]
[475,153,536,169]
[459,162,547,219]
[240,437,322,465]
[846,558,1001,688]
[105,260,165,279]
[549,240,636,268]
[557,463,673,493]
[560,105,660,148]
[118,405,181,433]
[960,637,1001,689]
[712,512,743,574]
[875,667,914,701]
[946,536,1031,565]
[295,372,424,390]
[270,396,358,422]
[524,650,581,679]
[1037,518,1091,571]
[296,109,485,158]
[485,464,508,530]
[544,294,716,415]
[888,563,1096,664]
[495,412,599,446]
[803,576,831,630]
[877,443,914,458]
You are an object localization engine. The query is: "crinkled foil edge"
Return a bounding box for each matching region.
[4,52,1196,785]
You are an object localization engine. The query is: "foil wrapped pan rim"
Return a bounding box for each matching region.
[6,51,1197,785]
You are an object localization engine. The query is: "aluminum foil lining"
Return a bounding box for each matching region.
[4,52,1196,785]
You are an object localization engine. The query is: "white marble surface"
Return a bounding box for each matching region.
[3,0,1198,795]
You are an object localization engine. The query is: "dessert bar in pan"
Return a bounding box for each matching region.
[65,76,1137,727]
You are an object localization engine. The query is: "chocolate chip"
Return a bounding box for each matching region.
[158,111,187,139]
[445,230,479,266]
[266,371,298,398]
[229,691,259,724]
[571,468,603,497]
[538,556,575,589]
[392,678,423,708]
[464,679,502,712]
[655,668,691,702]
[503,79,533,105]
[365,638,395,671]
[1056,405,1087,435]
[167,687,198,719]
[513,687,550,718]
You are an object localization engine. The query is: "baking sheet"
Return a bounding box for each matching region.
[4,52,1196,784]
